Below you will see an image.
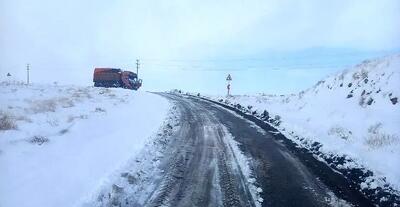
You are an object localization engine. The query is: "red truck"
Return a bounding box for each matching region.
[93,68,142,90]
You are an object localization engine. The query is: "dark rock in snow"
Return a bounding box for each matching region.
[390,97,398,105]
[367,98,374,105]
[262,110,269,120]
[348,82,353,87]
[235,104,242,109]
[347,94,353,98]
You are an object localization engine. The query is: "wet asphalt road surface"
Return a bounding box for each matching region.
[143,93,363,207]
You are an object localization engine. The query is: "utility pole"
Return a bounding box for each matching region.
[136,59,140,78]
[26,63,30,85]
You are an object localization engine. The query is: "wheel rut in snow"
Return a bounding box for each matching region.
[145,93,255,207]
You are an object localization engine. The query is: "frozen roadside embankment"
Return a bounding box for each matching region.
[204,54,400,205]
[0,82,170,207]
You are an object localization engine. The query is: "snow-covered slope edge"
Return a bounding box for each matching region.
[0,83,170,207]
[206,54,400,205]
[81,103,181,206]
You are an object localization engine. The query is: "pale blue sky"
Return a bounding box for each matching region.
[1,0,399,94]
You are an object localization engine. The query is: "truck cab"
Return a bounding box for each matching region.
[121,71,142,90]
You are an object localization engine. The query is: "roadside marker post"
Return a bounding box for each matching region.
[136,59,140,78]
[26,64,30,85]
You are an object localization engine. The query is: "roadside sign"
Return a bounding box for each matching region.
[226,74,232,81]
[226,74,232,96]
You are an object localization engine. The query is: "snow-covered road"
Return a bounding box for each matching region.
[144,93,257,207]
[99,93,375,207]
[158,94,356,207]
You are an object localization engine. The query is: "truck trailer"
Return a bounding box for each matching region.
[93,68,142,90]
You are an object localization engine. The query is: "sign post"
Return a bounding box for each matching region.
[226,74,232,96]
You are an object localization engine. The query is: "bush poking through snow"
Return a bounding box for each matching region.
[359,96,366,106]
[368,123,382,134]
[328,126,352,140]
[67,114,88,123]
[352,69,369,80]
[47,118,59,127]
[0,111,17,131]
[30,99,57,113]
[365,133,399,149]
[29,136,49,145]
[95,107,106,113]
[365,123,399,149]
[59,98,75,108]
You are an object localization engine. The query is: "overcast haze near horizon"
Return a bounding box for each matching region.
[1,0,399,94]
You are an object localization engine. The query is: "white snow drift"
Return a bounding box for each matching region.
[209,54,400,191]
[0,83,170,207]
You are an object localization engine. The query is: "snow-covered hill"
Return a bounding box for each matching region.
[209,54,400,194]
[0,83,170,207]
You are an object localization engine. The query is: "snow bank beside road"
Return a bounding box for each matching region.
[208,54,400,195]
[0,83,170,207]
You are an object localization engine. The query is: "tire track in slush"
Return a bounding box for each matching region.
[146,93,257,207]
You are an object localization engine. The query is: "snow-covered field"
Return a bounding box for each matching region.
[0,83,170,207]
[208,54,400,194]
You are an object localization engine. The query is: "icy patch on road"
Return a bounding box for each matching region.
[223,127,263,207]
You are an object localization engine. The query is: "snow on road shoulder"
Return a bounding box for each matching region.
[0,83,170,207]
[81,104,181,206]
